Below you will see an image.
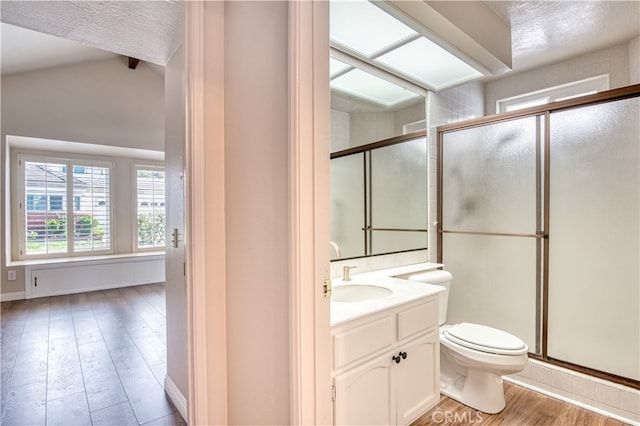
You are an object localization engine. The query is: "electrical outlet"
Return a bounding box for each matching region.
[7,270,17,281]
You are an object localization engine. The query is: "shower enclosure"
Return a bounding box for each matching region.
[437,85,640,386]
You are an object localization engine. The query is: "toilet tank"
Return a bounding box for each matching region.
[406,270,452,326]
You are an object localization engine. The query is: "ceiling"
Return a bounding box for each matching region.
[329,0,487,110]
[0,0,183,75]
[332,0,639,112]
[1,23,118,75]
[486,1,640,73]
[1,1,638,108]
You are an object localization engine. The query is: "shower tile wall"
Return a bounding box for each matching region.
[330,109,350,152]
[508,359,640,424]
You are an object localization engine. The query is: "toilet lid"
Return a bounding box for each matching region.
[444,323,528,355]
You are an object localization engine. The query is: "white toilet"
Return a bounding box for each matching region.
[407,270,528,414]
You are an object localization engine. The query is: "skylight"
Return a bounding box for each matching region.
[375,37,483,91]
[331,68,421,108]
[330,0,415,57]
[329,0,485,102]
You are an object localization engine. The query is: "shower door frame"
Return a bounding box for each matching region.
[436,83,640,390]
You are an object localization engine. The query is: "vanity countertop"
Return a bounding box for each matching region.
[330,272,444,327]
[354,262,444,279]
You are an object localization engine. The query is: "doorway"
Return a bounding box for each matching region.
[1,3,187,424]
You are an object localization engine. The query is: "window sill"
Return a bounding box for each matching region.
[7,251,165,268]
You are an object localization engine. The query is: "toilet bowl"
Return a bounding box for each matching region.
[407,271,528,414]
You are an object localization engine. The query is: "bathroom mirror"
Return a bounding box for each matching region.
[330,132,428,259]
[329,50,428,260]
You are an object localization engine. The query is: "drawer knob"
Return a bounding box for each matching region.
[392,351,408,364]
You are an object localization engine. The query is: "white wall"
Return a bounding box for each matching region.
[224,2,291,423]
[485,41,633,114]
[1,56,165,296]
[1,57,164,149]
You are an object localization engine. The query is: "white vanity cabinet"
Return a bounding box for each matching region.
[332,295,440,426]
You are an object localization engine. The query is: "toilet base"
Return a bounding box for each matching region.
[440,369,506,414]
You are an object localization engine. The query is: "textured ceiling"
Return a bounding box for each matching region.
[486,1,640,72]
[0,0,183,67]
[1,23,119,75]
[1,1,638,87]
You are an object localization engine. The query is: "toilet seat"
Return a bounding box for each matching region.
[444,323,528,355]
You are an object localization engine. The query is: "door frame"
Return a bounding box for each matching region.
[288,1,332,424]
[183,2,331,424]
[184,2,228,424]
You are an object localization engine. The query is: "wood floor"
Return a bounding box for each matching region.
[412,381,627,426]
[0,283,186,426]
[3,286,630,426]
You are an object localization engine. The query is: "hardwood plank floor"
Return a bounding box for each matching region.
[412,382,628,426]
[4,285,630,426]
[1,283,185,426]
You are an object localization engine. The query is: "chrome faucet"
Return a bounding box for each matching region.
[330,241,341,259]
[342,265,357,281]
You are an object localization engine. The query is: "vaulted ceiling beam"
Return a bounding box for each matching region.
[128,57,140,69]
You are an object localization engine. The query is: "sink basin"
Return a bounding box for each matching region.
[332,284,393,302]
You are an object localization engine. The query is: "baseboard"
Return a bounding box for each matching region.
[164,374,188,423]
[0,291,26,302]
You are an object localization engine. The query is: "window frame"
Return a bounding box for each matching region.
[17,153,114,260]
[133,164,166,252]
[496,74,610,114]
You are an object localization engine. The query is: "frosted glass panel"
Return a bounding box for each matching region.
[442,234,539,352]
[548,98,639,380]
[375,37,482,90]
[330,0,415,57]
[331,68,421,108]
[371,138,427,229]
[442,116,541,234]
[331,154,365,259]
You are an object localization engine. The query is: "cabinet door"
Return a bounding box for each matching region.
[334,357,393,425]
[395,331,439,425]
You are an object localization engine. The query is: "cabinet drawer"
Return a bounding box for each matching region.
[334,316,394,369]
[397,298,438,341]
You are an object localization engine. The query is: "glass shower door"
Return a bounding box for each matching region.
[440,116,544,352]
[547,98,640,380]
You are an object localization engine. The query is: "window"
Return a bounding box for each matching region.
[496,75,609,113]
[20,156,112,258]
[135,166,165,250]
